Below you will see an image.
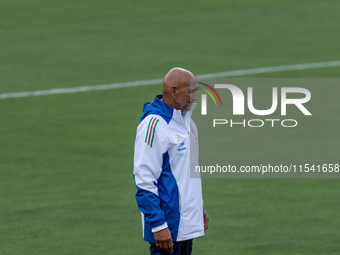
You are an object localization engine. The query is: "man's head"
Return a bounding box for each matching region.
[162,67,198,111]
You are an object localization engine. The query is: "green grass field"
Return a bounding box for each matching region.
[1,1,340,254]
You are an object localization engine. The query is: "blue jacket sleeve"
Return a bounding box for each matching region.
[133,115,167,229]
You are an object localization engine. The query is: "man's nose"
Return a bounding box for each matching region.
[191,93,197,101]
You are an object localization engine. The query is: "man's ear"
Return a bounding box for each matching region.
[170,87,177,98]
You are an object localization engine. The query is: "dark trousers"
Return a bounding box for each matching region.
[149,239,193,255]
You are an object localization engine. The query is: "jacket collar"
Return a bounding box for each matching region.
[140,95,196,125]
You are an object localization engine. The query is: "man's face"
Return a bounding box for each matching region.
[175,81,198,111]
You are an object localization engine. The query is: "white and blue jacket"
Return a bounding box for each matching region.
[133,95,204,243]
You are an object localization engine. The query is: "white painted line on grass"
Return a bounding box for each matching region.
[1,60,340,99]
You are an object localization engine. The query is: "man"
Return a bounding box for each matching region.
[133,68,209,254]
